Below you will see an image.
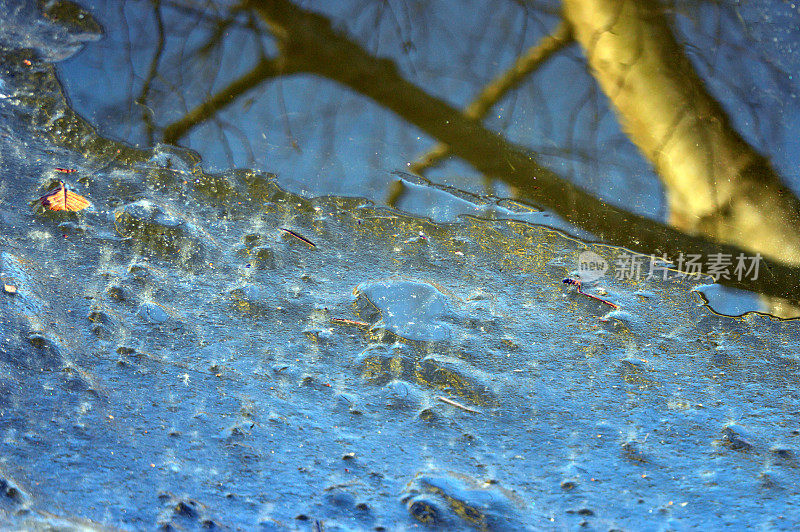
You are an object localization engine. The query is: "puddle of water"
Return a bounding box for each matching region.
[1,2,799,530]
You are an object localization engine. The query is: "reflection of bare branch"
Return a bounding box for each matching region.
[240,0,800,302]
[276,78,300,152]
[217,116,256,166]
[410,20,573,174]
[163,57,293,144]
[136,0,166,145]
[162,0,244,28]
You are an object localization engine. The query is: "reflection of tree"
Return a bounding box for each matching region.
[564,0,800,266]
[408,20,574,174]
[155,0,800,306]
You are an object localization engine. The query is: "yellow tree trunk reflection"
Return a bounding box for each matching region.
[563,0,800,266]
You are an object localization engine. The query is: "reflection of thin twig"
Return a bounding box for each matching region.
[436,396,480,414]
[215,116,256,166]
[277,78,301,152]
[410,21,572,174]
[137,0,166,145]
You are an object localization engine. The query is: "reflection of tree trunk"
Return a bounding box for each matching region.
[194,0,800,303]
[562,0,800,266]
